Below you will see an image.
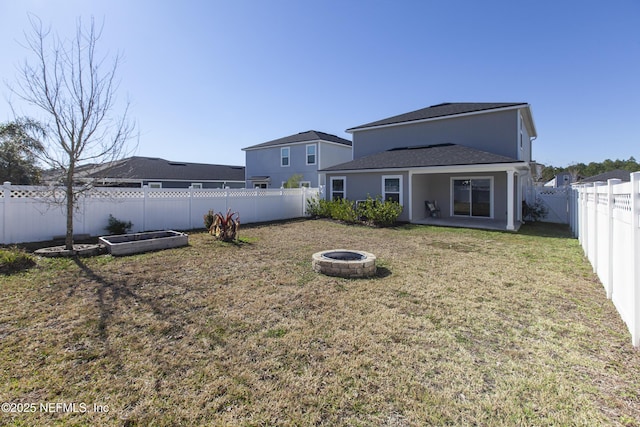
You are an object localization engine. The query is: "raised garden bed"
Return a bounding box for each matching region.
[99,230,188,256]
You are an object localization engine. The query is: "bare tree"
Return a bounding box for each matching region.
[11,15,136,250]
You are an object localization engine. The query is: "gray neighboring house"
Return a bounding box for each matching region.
[321,102,538,231]
[242,130,352,188]
[78,156,246,188]
[577,169,636,184]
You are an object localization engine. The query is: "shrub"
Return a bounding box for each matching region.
[203,209,215,230]
[306,197,321,217]
[208,209,240,242]
[357,195,403,227]
[308,195,402,227]
[523,198,548,222]
[306,197,332,218]
[0,248,36,275]
[329,198,358,223]
[105,214,133,235]
[283,174,304,188]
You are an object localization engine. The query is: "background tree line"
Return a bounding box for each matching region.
[540,157,640,182]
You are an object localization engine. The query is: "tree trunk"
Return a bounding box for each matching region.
[65,169,74,251]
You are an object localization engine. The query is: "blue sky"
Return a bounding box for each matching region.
[1,0,638,168]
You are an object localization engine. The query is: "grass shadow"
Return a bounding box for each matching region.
[72,257,177,344]
[517,222,574,238]
[374,266,392,279]
[212,237,257,248]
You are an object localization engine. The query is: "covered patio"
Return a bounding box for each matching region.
[408,163,531,231]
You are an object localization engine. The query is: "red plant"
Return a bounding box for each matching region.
[209,209,240,242]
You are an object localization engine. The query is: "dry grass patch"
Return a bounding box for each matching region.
[0,220,639,426]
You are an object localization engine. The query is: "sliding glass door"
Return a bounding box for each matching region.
[452,178,492,217]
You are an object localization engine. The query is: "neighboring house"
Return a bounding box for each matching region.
[242,130,352,188]
[543,172,574,188]
[576,169,636,184]
[321,102,538,231]
[74,156,246,188]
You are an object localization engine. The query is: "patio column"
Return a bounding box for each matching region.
[506,170,515,230]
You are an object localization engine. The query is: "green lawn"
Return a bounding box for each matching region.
[1,220,638,426]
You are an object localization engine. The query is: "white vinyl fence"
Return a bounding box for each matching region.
[533,186,570,224]
[0,182,319,244]
[569,172,640,347]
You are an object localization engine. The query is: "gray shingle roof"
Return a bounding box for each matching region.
[243,130,352,150]
[86,157,245,181]
[347,102,528,132]
[578,169,636,183]
[321,144,522,171]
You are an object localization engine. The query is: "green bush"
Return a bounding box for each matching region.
[105,214,133,235]
[283,174,304,188]
[523,198,548,222]
[306,197,321,217]
[306,197,332,218]
[204,209,215,230]
[0,248,36,275]
[329,198,358,223]
[307,195,402,227]
[357,195,403,227]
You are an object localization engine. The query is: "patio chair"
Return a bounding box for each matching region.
[425,200,441,218]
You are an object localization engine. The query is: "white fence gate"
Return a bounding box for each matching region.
[532,186,570,224]
[0,183,319,244]
[569,172,640,347]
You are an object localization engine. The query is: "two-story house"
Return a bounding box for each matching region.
[321,103,537,231]
[242,130,352,189]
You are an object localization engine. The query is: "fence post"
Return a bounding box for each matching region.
[579,185,587,250]
[571,187,579,237]
[631,172,640,347]
[593,182,607,273]
[2,182,10,244]
[189,186,193,230]
[605,179,621,299]
[142,185,148,231]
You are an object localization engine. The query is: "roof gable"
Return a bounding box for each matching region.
[347,102,529,132]
[86,157,245,181]
[243,130,352,150]
[321,143,523,172]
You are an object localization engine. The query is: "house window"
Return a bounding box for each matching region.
[330,177,346,200]
[281,147,290,167]
[306,144,316,165]
[190,183,203,189]
[148,182,162,189]
[451,177,493,218]
[520,130,523,151]
[254,183,268,189]
[382,175,402,205]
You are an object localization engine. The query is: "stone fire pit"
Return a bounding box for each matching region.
[312,249,376,278]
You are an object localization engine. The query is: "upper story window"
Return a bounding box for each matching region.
[520,130,523,151]
[281,147,290,167]
[306,144,316,165]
